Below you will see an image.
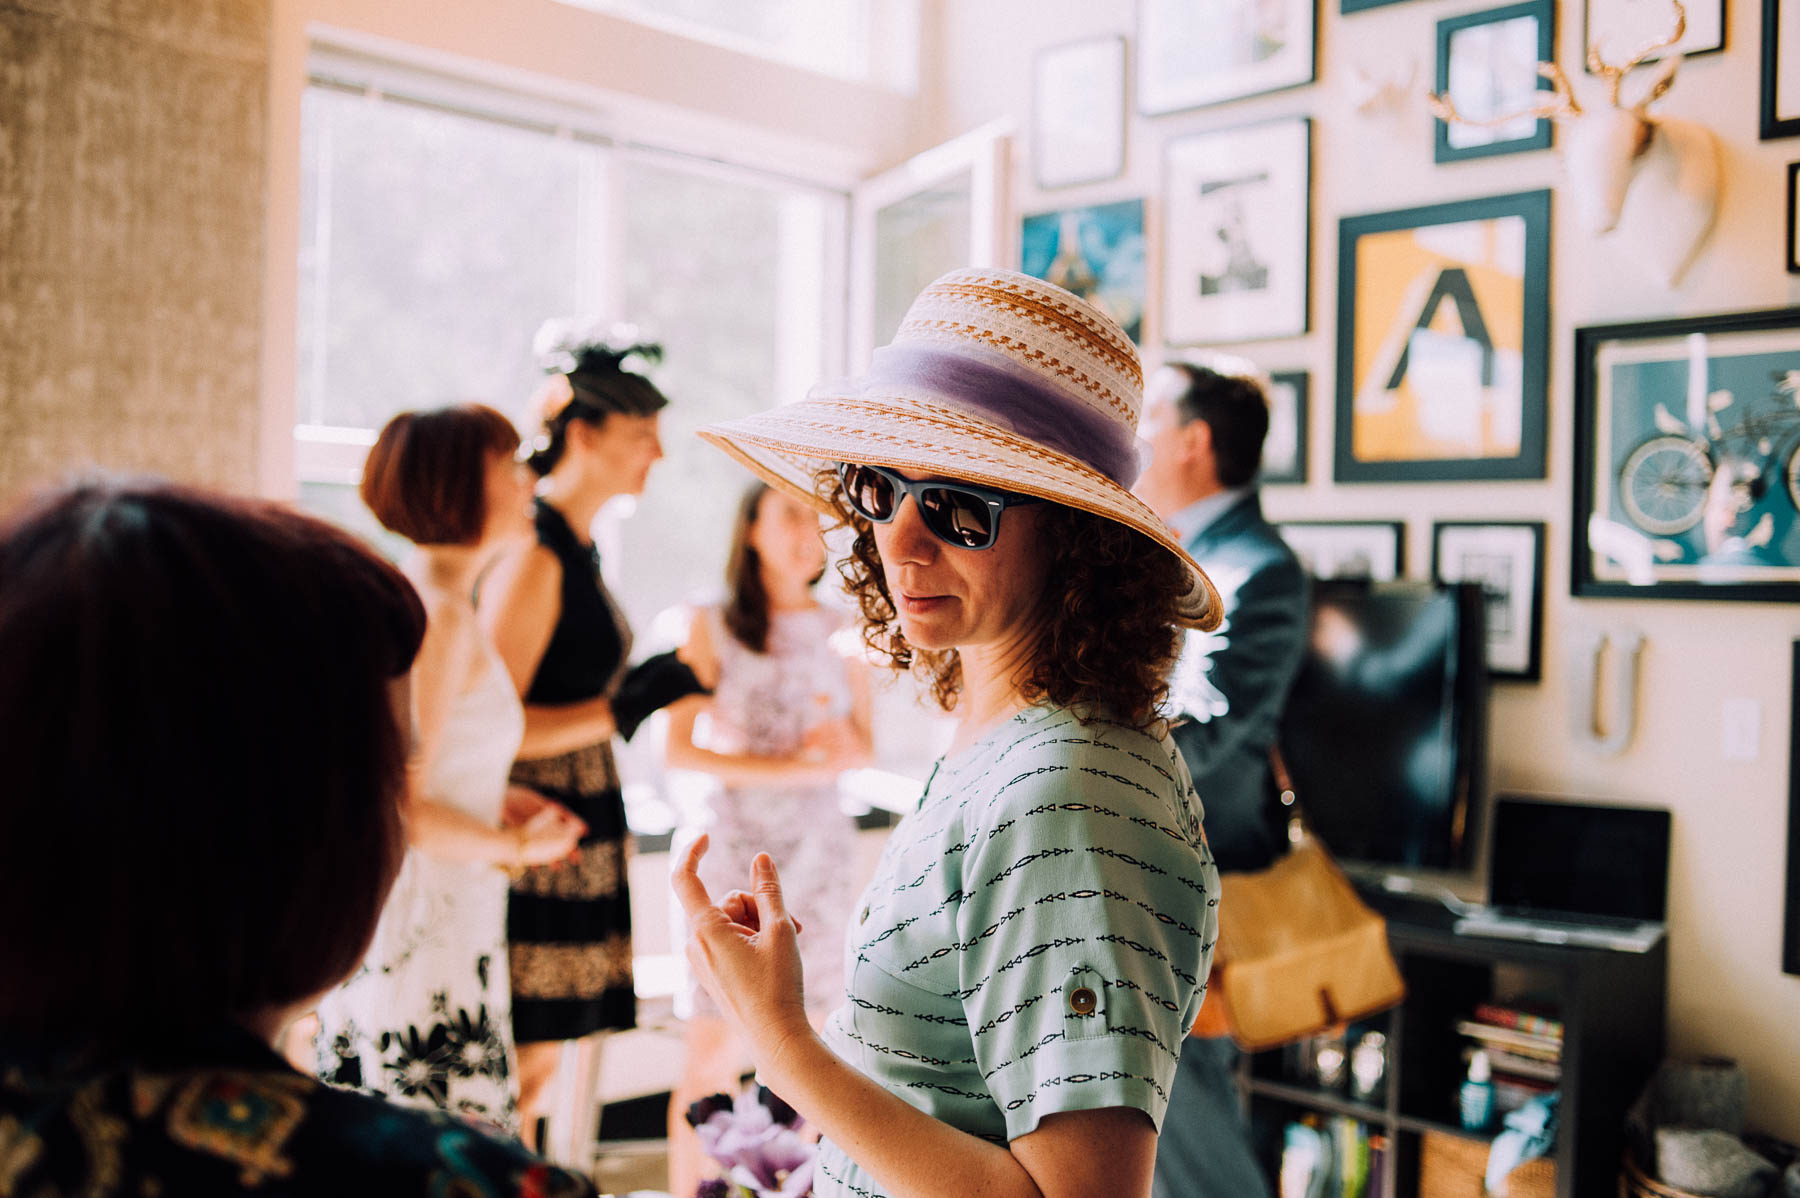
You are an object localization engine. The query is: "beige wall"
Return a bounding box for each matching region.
[916,0,1800,1141]
[0,0,272,503]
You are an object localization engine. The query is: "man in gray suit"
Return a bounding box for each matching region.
[1135,360,1310,1198]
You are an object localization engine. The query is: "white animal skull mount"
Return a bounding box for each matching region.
[1428,1,1719,288]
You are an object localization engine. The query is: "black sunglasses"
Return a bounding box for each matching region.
[836,462,1042,551]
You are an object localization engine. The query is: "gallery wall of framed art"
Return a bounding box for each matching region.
[917,0,1800,1145]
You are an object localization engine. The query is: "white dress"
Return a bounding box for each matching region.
[314,635,526,1135]
[675,605,862,1019]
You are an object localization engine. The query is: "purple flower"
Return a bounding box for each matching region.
[694,1182,731,1198]
[690,1088,815,1198]
[686,1092,737,1129]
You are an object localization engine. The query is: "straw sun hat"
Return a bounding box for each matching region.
[698,267,1222,631]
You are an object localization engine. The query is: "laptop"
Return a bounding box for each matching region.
[1454,796,1671,952]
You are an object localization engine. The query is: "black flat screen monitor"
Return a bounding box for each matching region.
[1279,580,1488,876]
[1488,796,1670,920]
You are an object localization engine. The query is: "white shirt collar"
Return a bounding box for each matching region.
[1167,487,1250,545]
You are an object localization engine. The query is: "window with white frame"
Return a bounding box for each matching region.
[295,76,848,633]
[548,0,917,88]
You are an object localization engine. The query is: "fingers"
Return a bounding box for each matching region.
[670,834,717,919]
[751,853,790,928]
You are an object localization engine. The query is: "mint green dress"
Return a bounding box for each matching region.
[814,704,1220,1198]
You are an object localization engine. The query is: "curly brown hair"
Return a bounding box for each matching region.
[816,469,1188,729]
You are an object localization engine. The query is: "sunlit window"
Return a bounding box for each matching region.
[295,80,846,629]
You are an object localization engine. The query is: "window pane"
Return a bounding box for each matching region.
[297,88,586,436]
[610,156,831,631]
[873,170,971,348]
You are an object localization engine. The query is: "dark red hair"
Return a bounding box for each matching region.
[362,404,521,545]
[0,479,425,1040]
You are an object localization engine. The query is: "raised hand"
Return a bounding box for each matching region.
[670,835,810,1064]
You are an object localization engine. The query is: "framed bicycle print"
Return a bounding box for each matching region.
[1573,306,1800,601]
[1432,520,1545,680]
[1335,190,1551,482]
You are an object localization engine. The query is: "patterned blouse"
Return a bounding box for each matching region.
[814,703,1220,1198]
[0,1024,597,1195]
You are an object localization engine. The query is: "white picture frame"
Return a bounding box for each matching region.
[1032,37,1127,189]
[1277,520,1405,581]
[1431,521,1545,680]
[1162,118,1311,346]
[1137,0,1317,113]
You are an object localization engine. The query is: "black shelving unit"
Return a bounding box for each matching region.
[1239,897,1667,1198]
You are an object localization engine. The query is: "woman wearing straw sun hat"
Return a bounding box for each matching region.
[672,268,1223,1198]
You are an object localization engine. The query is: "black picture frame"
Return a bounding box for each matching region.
[1788,163,1800,274]
[1788,641,1800,976]
[1031,35,1128,190]
[1431,520,1545,681]
[1276,520,1406,580]
[1334,190,1551,483]
[1262,371,1311,485]
[1573,306,1800,601]
[1434,0,1556,164]
[1763,0,1800,139]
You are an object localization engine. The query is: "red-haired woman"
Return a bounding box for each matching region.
[0,479,598,1194]
[314,404,585,1134]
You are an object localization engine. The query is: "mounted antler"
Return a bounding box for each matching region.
[1425,0,1717,286]
[1426,62,1582,126]
[1587,0,1687,107]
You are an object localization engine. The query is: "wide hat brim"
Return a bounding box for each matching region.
[699,394,1223,631]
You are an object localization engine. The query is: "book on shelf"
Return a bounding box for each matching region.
[1454,1019,1563,1061]
[1471,1002,1564,1041]
[1484,1047,1562,1082]
[1493,1073,1557,1115]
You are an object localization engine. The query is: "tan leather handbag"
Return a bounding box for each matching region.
[1193,749,1406,1052]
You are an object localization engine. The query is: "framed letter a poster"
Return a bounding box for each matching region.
[1334,190,1550,482]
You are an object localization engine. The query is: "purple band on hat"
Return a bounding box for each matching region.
[861,344,1142,487]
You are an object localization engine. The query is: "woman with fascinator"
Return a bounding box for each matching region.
[481,326,701,1157]
[674,268,1224,1198]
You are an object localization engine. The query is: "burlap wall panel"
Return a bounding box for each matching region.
[0,0,271,502]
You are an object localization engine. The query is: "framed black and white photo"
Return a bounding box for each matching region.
[1787,163,1800,273]
[1137,0,1316,113]
[1032,37,1127,189]
[1262,371,1310,484]
[1277,521,1405,580]
[1766,0,1800,138]
[1432,521,1545,680]
[1434,0,1556,164]
[1573,307,1800,601]
[1163,118,1311,345]
[1584,0,1722,70]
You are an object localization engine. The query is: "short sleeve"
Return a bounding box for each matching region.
[953,721,1219,1140]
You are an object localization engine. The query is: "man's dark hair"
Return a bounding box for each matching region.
[1166,363,1271,488]
[0,479,426,1041]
